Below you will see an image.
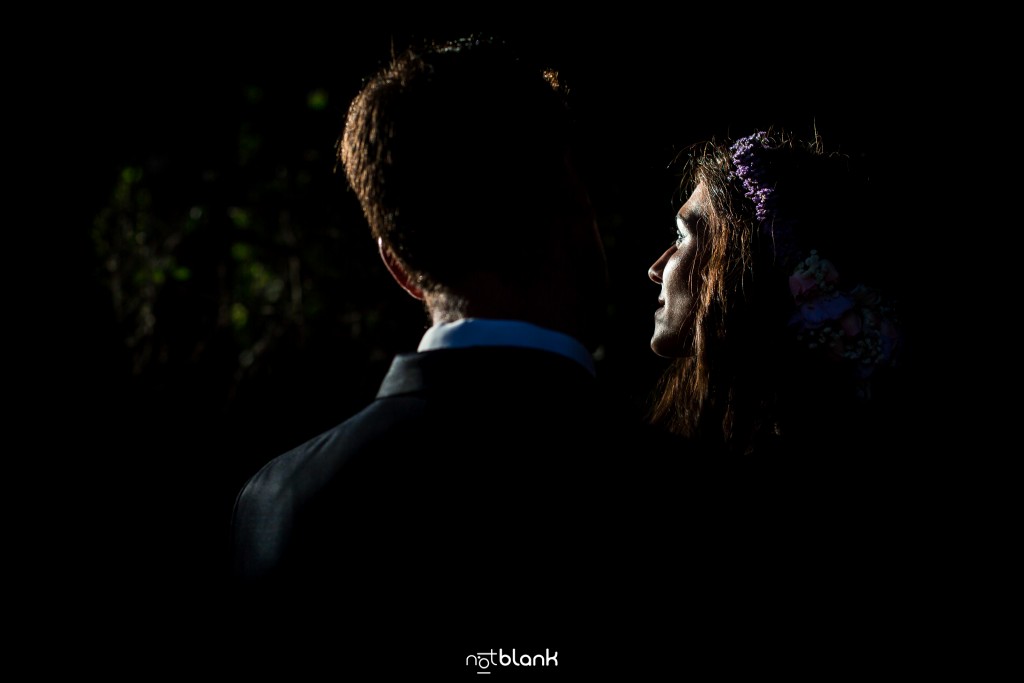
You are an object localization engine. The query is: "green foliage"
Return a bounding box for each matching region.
[92,165,186,373]
[90,80,408,411]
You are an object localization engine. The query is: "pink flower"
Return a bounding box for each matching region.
[789,271,819,299]
[840,309,862,336]
[789,255,839,301]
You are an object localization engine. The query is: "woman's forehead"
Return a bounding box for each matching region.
[677,181,708,220]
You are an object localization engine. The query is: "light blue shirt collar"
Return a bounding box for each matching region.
[417,318,596,377]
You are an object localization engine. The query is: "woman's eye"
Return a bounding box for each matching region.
[674,216,689,246]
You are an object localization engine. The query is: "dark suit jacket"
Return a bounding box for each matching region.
[228,346,690,676]
[226,346,921,676]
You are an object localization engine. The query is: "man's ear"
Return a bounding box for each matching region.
[378,238,425,300]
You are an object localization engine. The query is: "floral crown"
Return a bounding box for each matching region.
[729,131,900,393]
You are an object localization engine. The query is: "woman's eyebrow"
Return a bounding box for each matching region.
[676,211,698,227]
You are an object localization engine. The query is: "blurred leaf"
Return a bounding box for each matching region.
[229,208,252,229]
[307,89,329,111]
[231,242,253,261]
[121,167,143,184]
[248,261,271,291]
[231,302,249,331]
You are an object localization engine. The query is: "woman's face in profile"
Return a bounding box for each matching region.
[648,181,705,358]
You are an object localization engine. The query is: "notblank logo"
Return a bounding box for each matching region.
[466,649,558,674]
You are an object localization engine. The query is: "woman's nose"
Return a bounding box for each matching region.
[649,246,673,284]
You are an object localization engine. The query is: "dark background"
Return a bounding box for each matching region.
[40,13,947,653]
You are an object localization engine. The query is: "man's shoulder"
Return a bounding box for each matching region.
[239,392,428,494]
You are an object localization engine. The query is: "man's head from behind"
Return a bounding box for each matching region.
[339,35,608,348]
